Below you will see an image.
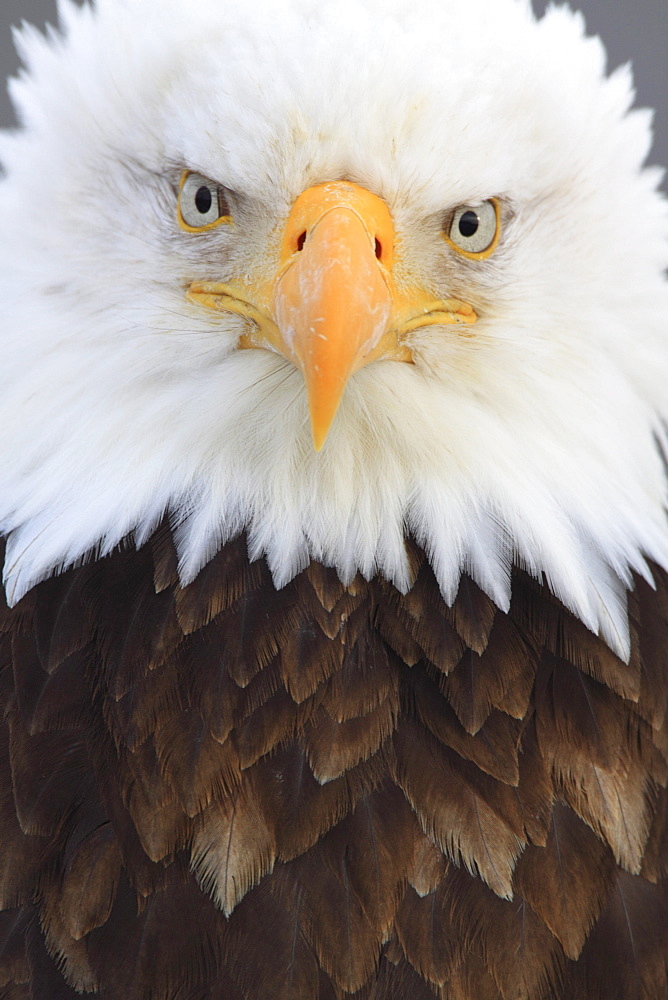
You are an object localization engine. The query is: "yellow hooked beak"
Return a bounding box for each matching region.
[187,181,477,450]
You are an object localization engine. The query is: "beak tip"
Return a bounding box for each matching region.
[307,385,344,453]
[311,423,330,452]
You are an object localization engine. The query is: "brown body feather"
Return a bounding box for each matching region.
[0,527,666,999]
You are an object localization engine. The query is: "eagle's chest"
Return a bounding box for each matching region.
[0,528,666,999]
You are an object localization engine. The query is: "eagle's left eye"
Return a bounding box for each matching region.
[445,198,500,259]
[178,171,232,231]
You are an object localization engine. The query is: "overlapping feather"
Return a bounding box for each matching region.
[0,528,666,999]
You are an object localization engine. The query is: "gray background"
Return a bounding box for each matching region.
[0,0,666,191]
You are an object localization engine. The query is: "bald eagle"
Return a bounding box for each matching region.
[0,0,667,998]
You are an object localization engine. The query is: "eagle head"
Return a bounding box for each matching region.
[1,0,667,658]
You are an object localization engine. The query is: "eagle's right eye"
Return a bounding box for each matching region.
[178,171,232,231]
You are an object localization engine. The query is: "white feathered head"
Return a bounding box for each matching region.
[0,0,667,657]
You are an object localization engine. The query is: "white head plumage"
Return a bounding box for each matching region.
[0,0,667,658]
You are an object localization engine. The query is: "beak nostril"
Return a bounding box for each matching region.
[375,238,382,260]
[296,230,307,252]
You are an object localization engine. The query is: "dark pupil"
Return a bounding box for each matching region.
[195,185,213,215]
[458,210,479,238]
